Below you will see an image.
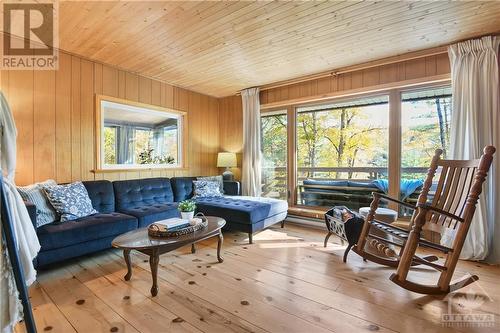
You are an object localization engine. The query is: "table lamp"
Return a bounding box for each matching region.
[217,152,237,181]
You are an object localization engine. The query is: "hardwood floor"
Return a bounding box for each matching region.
[17,224,499,333]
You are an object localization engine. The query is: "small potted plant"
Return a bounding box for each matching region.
[178,200,196,220]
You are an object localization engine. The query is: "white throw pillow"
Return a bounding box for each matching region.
[17,179,58,228]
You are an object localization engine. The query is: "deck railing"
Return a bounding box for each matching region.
[262,166,429,204]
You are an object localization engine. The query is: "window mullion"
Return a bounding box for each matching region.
[388,89,402,211]
[287,105,297,207]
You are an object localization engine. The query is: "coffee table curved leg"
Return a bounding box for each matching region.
[123,249,132,281]
[149,251,160,297]
[217,230,224,263]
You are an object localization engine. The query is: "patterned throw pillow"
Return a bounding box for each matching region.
[193,180,223,198]
[17,179,58,228]
[197,175,224,194]
[43,181,98,222]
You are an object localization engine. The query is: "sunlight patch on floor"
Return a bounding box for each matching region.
[250,228,305,242]
[249,229,350,250]
[258,242,335,249]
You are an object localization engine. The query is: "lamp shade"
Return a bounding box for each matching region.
[217,152,237,168]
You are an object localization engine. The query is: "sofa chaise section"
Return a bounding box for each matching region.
[169,177,288,243]
[195,196,288,243]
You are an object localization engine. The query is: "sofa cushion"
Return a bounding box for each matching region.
[303,179,349,187]
[36,236,119,267]
[119,203,179,228]
[83,180,115,213]
[113,178,174,211]
[348,181,378,188]
[223,181,240,196]
[234,196,288,217]
[37,212,138,251]
[170,177,196,202]
[302,179,349,194]
[195,196,288,225]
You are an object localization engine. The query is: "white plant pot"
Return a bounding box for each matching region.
[181,211,194,220]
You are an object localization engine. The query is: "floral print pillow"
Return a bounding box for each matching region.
[43,181,98,222]
[193,180,223,198]
[197,175,224,194]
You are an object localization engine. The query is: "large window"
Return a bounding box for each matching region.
[400,87,452,214]
[261,112,287,200]
[259,84,452,216]
[296,96,389,210]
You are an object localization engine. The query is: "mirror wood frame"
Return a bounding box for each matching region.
[94,94,188,172]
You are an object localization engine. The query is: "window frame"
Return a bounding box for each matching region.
[260,110,288,201]
[94,94,188,172]
[260,80,452,214]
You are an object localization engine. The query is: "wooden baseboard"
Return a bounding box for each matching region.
[288,207,326,220]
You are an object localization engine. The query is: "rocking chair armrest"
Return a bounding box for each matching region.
[416,203,464,223]
[372,192,417,210]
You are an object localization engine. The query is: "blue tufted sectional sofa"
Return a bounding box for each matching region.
[27,177,288,267]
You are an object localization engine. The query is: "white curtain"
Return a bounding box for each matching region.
[241,88,262,197]
[446,36,500,261]
[116,125,135,164]
[152,127,165,159]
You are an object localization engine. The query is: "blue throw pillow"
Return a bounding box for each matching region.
[43,181,98,222]
[193,180,223,198]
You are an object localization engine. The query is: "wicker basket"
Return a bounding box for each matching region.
[148,213,208,238]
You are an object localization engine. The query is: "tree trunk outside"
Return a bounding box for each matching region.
[336,109,346,178]
[436,98,447,158]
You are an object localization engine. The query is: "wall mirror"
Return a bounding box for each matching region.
[96,95,186,171]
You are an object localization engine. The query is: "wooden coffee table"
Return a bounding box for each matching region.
[112,216,225,296]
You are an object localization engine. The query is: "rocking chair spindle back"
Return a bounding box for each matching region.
[353,146,495,294]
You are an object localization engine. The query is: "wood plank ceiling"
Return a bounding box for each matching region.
[56,1,500,97]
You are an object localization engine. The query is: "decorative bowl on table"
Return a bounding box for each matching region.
[148,213,208,238]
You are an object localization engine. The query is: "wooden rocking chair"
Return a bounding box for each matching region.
[353,146,495,294]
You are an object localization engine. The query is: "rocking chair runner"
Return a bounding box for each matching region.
[353,146,495,295]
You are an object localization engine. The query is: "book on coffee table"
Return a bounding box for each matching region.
[153,218,190,231]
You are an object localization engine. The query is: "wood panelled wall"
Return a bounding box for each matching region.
[260,53,450,106]
[1,50,451,186]
[218,52,451,181]
[1,51,219,186]
[219,95,243,180]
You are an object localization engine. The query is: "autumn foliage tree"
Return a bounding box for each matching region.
[261,94,452,198]
[297,107,387,179]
